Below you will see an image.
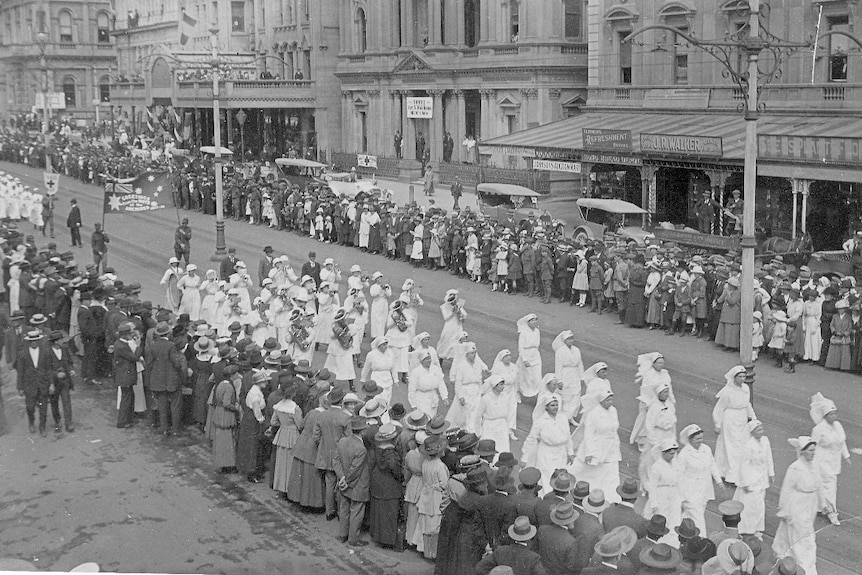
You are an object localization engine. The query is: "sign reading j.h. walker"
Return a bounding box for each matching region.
[758,134,862,165]
[582,129,633,151]
[640,133,723,157]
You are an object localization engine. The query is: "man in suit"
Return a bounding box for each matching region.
[258,245,275,287]
[537,502,580,575]
[145,321,188,436]
[476,516,547,575]
[220,247,238,280]
[16,330,51,435]
[332,416,370,547]
[300,251,321,288]
[5,310,26,374]
[510,467,543,526]
[479,471,521,549]
[572,490,608,571]
[113,322,142,428]
[581,526,638,575]
[312,387,355,519]
[67,198,83,247]
[104,297,129,350]
[628,514,667,572]
[46,330,76,432]
[602,478,648,539]
[535,470,575,527]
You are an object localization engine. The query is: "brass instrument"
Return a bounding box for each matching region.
[290,323,312,351]
[334,322,353,348]
[452,299,466,322]
[393,310,408,332]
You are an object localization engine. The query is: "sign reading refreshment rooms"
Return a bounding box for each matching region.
[406,97,433,118]
[640,133,723,157]
[582,129,632,151]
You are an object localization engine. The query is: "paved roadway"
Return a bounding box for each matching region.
[0,161,860,574]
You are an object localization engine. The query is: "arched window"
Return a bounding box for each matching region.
[58,10,73,43]
[356,7,367,53]
[99,75,111,102]
[97,11,110,43]
[62,76,76,107]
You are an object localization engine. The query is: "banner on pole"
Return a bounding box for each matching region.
[43,172,60,195]
[104,171,171,213]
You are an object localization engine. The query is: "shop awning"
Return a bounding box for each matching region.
[482,111,862,164]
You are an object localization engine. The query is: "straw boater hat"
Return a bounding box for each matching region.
[404,410,430,430]
[583,489,609,514]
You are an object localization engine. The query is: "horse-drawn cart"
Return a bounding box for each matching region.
[809,250,855,278]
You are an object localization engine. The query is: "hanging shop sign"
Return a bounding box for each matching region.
[581,152,642,166]
[582,128,633,151]
[640,133,723,158]
[532,159,582,173]
[758,134,862,166]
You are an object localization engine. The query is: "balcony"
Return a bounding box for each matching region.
[174,79,316,108]
[109,80,146,107]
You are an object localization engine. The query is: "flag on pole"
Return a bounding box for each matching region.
[146,107,155,133]
[104,171,171,213]
[179,9,198,46]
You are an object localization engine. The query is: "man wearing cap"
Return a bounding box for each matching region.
[113,322,142,429]
[476,516,547,575]
[709,500,744,547]
[67,198,82,247]
[537,501,580,575]
[694,191,721,235]
[145,321,188,436]
[332,416,370,547]
[174,217,192,266]
[313,386,354,520]
[91,222,109,273]
[259,246,275,287]
[16,330,51,435]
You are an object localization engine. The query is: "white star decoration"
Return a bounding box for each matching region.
[108,195,122,211]
[147,175,155,182]
[156,185,163,192]
[134,187,143,194]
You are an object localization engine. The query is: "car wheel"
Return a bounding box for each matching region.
[574,230,590,245]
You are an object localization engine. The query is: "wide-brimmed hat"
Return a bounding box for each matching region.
[550,502,580,527]
[496,452,518,467]
[328,387,346,404]
[374,423,398,442]
[548,470,574,492]
[616,477,640,500]
[388,403,407,421]
[681,536,717,565]
[24,329,44,341]
[404,410,430,430]
[463,468,487,486]
[771,557,806,575]
[646,514,670,537]
[455,432,480,452]
[359,397,388,418]
[419,435,446,456]
[29,314,48,325]
[675,518,700,539]
[349,416,367,431]
[475,439,497,457]
[583,489,609,513]
[573,481,591,499]
[361,380,383,397]
[640,543,682,570]
[315,368,334,380]
[194,336,213,353]
[594,526,638,558]
[155,321,171,336]
[507,516,537,542]
[426,415,449,435]
[294,359,312,374]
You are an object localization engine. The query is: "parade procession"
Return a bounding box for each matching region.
[2,0,862,573]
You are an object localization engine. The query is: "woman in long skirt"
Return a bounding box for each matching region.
[553,330,584,421]
[625,258,647,327]
[199,270,220,326]
[715,278,741,349]
[287,393,329,508]
[360,337,399,405]
[446,342,487,433]
[437,290,466,361]
[368,273,391,340]
[644,438,684,547]
[211,378,239,471]
[645,262,663,327]
[713,365,756,484]
[810,393,850,525]
[630,352,674,451]
[435,466,488,575]
[414,435,450,558]
[516,313,542,399]
[773,436,826,575]
[734,420,774,537]
[569,388,621,503]
[409,332,439,373]
[473,375,515,454]
[522,396,573,494]
[369,424,404,547]
[192,338,216,430]
[236,372,267,482]
[677,424,723,534]
[825,300,852,370]
[490,349,519,436]
[177,264,203,321]
[403,430,427,548]
[271,388,304,496]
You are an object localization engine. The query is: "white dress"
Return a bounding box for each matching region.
[408,364,449,419]
[323,325,355,381]
[437,303,465,360]
[228,272,253,314]
[360,348,398,405]
[734,435,774,534]
[554,343,584,419]
[630,368,674,449]
[385,314,413,373]
[199,280,220,325]
[640,398,677,491]
[474,390,514,453]
[177,274,202,321]
[713,383,756,484]
[811,420,849,514]
[522,412,573,495]
[7,264,21,312]
[802,299,823,361]
[645,457,684,547]
[400,290,423,340]
[159,267,183,313]
[773,458,824,575]
[369,284,391,339]
[313,292,339,345]
[491,360,519,430]
[517,327,542,398]
[677,443,722,534]
[409,344,440,374]
[570,404,622,503]
[445,356,487,433]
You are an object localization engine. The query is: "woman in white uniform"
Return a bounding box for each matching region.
[640,382,677,493]
[473,375,514,453]
[516,313,542,399]
[159,257,184,313]
[773,436,826,575]
[522,396,573,494]
[713,365,756,485]
[399,279,423,340]
[177,264,202,321]
[630,352,674,452]
[810,392,850,526]
[323,308,355,382]
[446,342,487,432]
[199,269,221,326]
[531,374,563,424]
[734,419,774,537]
[360,337,398,405]
[570,388,621,503]
[437,289,466,361]
[552,329,584,421]
[368,272,391,340]
[228,261,253,314]
[490,349,519,439]
[644,438,685,547]
[385,300,413,381]
[408,351,450,419]
[408,332,439,373]
[677,424,723,534]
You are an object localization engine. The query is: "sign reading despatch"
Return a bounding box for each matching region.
[640,133,723,157]
[582,129,632,151]
[758,134,862,166]
[406,97,433,118]
[532,159,582,173]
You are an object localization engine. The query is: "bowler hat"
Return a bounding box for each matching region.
[475,439,497,456]
[426,415,449,435]
[573,481,591,499]
[675,518,700,539]
[496,452,518,467]
[616,477,640,500]
[646,514,670,537]
[328,387,346,404]
[349,416,367,431]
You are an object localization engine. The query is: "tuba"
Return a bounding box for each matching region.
[290,322,311,351]
[393,310,409,332]
[334,322,353,349]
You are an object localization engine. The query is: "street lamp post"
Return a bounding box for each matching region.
[35,30,52,173]
[235,109,247,161]
[209,26,227,261]
[625,0,811,402]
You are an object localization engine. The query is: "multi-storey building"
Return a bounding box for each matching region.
[484,0,862,249]
[333,0,589,183]
[111,0,341,159]
[0,0,116,124]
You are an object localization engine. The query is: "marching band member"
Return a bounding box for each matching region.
[385,300,413,383]
[437,289,466,362]
[368,272,391,340]
[324,308,355,385]
[360,337,398,405]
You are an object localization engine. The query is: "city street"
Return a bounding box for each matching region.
[1,160,860,574]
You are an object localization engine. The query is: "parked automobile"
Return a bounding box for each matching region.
[476,183,562,232]
[551,197,654,246]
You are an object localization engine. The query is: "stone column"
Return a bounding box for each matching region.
[404,0,414,47]
[429,89,445,161]
[455,0,466,45]
[479,89,496,141]
[548,88,561,122]
[519,87,537,130]
[444,0,459,45]
[367,89,381,154]
[479,0,490,44]
[341,91,352,152]
[388,90,400,157]
[450,89,465,163]
[428,0,442,45]
[400,90,415,159]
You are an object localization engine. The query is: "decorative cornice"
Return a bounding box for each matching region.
[478,89,496,97]
[428,89,445,96]
[519,87,538,98]
[548,88,561,98]
[367,89,380,98]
